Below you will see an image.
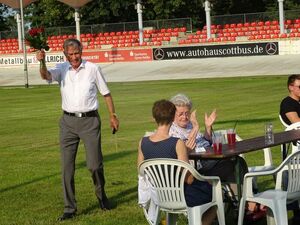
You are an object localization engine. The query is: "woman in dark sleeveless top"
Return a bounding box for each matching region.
[137,100,216,225]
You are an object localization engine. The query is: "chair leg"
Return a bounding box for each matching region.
[187,207,201,225]
[216,203,226,225]
[166,213,177,225]
[273,201,288,225]
[266,208,276,225]
[142,200,160,225]
[237,197,247,225]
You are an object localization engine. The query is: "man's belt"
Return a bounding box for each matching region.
[63,110,98,118]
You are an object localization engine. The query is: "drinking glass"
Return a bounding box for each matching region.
[227,128,236,145]
[212,133,223,154]
[265,122,274,144]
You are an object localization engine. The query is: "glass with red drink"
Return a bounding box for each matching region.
[227,129,236,145]
[212,133,223,154]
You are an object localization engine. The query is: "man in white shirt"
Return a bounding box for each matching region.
[37,38,119,221]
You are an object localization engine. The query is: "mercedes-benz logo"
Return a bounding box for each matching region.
[265,42,277,55]
[153,48,165,60]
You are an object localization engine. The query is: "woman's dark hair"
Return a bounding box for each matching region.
[152,99,176,125]
[287,74,300,87]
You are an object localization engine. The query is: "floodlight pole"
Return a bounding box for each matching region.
[204,0,212,39]
[137,0,144,45]
[15,10,22,50]
[20,0,29,88]
[75,8,81,42]
[278,0,285,34]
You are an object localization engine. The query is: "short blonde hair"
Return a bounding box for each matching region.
[170,93,192,110]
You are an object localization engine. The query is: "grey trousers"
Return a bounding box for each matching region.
[59,113,106,213]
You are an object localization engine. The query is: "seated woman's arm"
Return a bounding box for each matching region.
[137,140,144,168]
[176,139,194,184]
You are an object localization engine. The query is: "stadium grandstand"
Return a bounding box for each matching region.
[1,9,300,55]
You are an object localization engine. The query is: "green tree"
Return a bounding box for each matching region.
[211,0,265,14]
[25,0,74,27]
[0,3,10,31]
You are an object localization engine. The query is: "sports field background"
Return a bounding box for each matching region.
[0,73,295,224]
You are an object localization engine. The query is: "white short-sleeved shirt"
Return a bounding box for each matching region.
[48,60,110,113]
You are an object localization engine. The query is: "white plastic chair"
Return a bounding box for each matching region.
[139,158,225,225]
[279,114,289,128]
[284,122,300,154]
[237,150,300,225]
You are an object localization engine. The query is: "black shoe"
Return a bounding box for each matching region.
[99,197,112,211]
[57,212,76,221]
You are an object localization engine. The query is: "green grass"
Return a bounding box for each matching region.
[0,75,293,225]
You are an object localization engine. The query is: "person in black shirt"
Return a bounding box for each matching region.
[280,74,300,125]
[280,74,300,225]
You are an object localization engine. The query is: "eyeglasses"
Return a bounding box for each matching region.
[176,112,190,117]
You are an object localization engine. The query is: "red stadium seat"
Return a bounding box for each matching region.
[178,39,185,45]
[242,27,249,32]
[259,30,267,35]
[264,21,271,26]
[257,21,264,26]
[290,33,296,38]
[221,37,228,42]
[280,33,288,38]
[285,19,292,25]
[171,32,178,37]
[180,27,186,32]
[294,19,300,24]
